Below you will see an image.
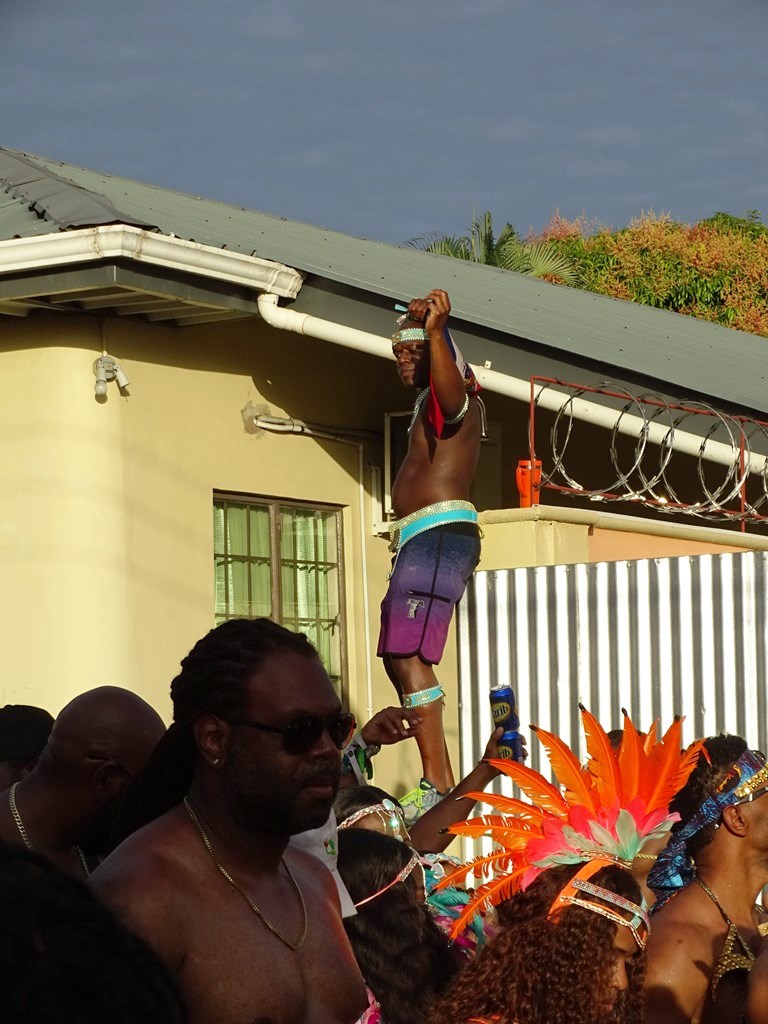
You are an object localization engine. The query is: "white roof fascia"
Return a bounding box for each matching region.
[0,224,304,299]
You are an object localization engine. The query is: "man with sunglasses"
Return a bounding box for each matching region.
[91,618,368,1024]
[645,735,768,1024]
[0,686,165,876]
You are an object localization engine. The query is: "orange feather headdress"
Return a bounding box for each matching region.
[438,705,706,940]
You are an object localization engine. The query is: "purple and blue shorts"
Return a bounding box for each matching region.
[377,510,481,665]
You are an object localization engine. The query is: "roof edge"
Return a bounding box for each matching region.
[0,224,304,298]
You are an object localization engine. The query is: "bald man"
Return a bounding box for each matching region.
[0,686,165,877]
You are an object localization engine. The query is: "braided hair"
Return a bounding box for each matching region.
[108,618,317,849]
[669,732,748,856]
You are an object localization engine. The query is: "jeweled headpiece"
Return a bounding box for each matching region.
[438,706,705,946]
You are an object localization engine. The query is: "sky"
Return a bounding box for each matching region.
[3,0,768,246]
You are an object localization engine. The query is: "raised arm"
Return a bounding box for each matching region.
[408,289,467,420]
[409,727,503,853]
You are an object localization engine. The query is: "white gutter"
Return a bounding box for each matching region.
[251,413,376,721]
[0,225,304,299]
[256,293,766,474]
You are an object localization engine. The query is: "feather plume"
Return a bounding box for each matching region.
[432,847,518,893]
[579,704,622,805]
[460,791,547,822]
[642,719,659,754]
[486,758,569,814]
[618,708,646,799]
[643,717,684,810]
[449,865,527,939]
[530,724,597,813]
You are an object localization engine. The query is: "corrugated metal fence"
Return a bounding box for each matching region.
[456,550,768,786]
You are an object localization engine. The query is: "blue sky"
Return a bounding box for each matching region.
[4,0,767,244]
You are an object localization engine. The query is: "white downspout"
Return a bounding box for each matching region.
[251,414,375,721]
[256,293,764,474]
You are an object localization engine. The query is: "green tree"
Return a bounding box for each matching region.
[407,210,580,285]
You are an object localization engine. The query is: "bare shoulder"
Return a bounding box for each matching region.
[645,900,718,1023]
[90,810,195,971]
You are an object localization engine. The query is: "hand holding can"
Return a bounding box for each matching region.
[489,685,524,761]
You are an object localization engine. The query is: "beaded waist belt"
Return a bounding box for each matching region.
[388,500,478,553]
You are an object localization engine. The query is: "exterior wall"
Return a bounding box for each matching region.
[0,315,427,790]
[478,506,767,572]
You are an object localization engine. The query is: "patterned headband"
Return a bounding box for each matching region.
[549,860,651,950]
[337,799,408,841]
[648,748,767,910]
[353,850,424,908]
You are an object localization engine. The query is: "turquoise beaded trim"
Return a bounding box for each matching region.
[402,685,445,709]
[392,326,428,345]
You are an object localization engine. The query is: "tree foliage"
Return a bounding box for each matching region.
[407,210,580,286]
[536,209,768,337]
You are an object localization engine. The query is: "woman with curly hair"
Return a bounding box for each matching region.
[429,861,645,1024]
[337,828,462,1024]
[424,707,706,1024]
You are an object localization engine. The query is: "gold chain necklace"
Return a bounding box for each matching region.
[183,797,307,951]
[9,782,90,878]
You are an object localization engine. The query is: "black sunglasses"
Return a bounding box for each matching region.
[224,711,356,755]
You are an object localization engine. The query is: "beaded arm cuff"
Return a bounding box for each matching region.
[443,393,470,425]
[402,685,445,709]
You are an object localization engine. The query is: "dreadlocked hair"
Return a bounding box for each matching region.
[0,846,185,1022]
[669,733,748,856]
[337,830,460,1024]
[429,862,645,1024]
[108,618,317,850]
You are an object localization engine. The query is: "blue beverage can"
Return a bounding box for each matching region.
[497,730,525,761]
[490,685,523,761]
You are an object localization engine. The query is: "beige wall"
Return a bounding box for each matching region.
[0,317,409,759]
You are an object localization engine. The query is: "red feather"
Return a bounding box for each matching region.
[461,791,547,823]
[618,708,647,800]
[579,704,622,806]
[486,758,569,815]
[449,864,527,939]
[530,724,598,813]
[644,717,687,810]
[432,848,518,892]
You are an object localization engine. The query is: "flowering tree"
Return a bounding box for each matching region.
[538,210,768,337]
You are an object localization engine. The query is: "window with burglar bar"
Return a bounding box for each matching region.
[213,493,345,692]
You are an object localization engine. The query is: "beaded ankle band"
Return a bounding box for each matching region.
[402,684,445,709]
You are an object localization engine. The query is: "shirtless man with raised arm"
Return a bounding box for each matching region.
[378,289,484,810]
[90,618,367,1024]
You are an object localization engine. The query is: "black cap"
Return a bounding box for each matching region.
[0,705,54,761]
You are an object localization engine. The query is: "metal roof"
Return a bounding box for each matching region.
[2,146,768,415]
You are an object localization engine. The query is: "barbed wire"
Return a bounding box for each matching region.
[532,380,768,524]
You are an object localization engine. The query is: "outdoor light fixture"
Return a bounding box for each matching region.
[93,355,130,396]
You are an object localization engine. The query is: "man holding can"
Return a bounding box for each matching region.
[379,289,485,816]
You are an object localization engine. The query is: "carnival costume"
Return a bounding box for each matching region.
[436,706,705,944]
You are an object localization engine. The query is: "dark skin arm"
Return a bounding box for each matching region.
[408,289,467,420]
[337,706,422,789]
[410,728,504,854]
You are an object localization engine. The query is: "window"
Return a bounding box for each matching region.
[213,494,345,692]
